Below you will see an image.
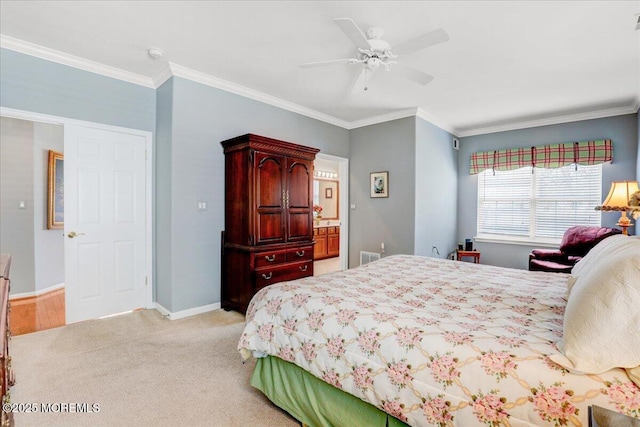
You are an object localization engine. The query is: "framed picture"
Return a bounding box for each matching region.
[47,150,64,230]
[325,187,333,199]
[370,171,389,198]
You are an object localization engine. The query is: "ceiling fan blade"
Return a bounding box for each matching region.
[299,58,353,68]
[392,28,450,56]
[334,18,371,50]
[395,63,434,86]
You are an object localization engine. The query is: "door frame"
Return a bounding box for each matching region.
[315,153,349,270]
[0,106,154,312]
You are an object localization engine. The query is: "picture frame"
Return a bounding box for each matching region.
[325,187,333,199]
[47,150,64,230]
[370,171,389,198]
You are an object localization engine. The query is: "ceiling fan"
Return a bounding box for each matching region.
[300,18,449,92]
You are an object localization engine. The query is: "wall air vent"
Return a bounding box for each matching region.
[360,251,381,266]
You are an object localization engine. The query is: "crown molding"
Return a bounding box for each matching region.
[346,108,419,130]
[346,107,457,135]
[456,102,640,137]
[167,62,351,129]
[152,63,173,88]
[416,108,457,135]
[0,34,155,88]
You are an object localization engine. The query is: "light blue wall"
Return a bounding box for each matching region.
[155,79,173,309]
[458,113,638,269]
[33,122,65,293]
[0,49,156,132]
[415,117,458,258]
[0,118,65,295]
[163,77,350,312]
[348,118,416,267]
[0,117,35,294]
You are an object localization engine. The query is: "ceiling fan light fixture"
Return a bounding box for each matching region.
[366,57,380,70]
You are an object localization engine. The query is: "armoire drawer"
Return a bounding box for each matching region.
[254,249,288,268]
[255,261,313,290]
[286,246,313,262]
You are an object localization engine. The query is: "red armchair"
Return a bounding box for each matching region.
[528,226,622,273]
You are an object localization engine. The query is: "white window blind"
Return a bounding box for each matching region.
[477,164,602,242]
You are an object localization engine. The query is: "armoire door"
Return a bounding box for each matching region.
[286,158,314,242]
[254,151,286,245]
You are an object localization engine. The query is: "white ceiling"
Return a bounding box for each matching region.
[1,1,639,136]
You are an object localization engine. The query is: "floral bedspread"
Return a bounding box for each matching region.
[238,255,640,426]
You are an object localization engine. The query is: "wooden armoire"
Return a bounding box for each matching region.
[221,134,319,313]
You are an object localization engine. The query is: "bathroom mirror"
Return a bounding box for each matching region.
[313,179,339,220]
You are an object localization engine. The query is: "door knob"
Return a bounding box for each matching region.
[67,231,85,238]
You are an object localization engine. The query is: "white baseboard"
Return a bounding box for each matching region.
[154,302,221,320]
[10,283,65,300]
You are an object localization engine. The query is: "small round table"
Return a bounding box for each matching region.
[457,250,480,264]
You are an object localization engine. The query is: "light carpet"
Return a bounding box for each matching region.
[10,309,300,427]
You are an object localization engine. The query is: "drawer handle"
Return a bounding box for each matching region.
[264,255,276,262]
[299,265,308,272]
[296,250,305,257]
[261,272,273,280]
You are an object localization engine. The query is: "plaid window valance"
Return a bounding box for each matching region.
[469,139,612,175]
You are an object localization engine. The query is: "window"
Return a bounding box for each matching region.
[477,164,602,243]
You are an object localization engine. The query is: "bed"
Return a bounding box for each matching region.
[238,252,640,426]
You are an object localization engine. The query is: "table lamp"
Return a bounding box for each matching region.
[596,180,640,235]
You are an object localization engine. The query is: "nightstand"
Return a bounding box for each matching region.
[457,250,480,264]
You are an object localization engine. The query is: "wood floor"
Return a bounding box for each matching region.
[10,288,65,336]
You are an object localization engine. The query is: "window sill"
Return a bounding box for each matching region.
[474,236,561,248]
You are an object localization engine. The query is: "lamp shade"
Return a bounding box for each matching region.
[601,181,640,210]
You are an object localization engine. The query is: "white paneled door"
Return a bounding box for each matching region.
[64,125,147,324]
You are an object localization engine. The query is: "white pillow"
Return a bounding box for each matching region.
[567,236,639,296]
[550,238,640,374]
[571,234,630,277]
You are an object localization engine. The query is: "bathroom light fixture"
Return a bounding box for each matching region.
[314,169,338,179]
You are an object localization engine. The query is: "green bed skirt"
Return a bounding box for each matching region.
[250,355,410,427]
